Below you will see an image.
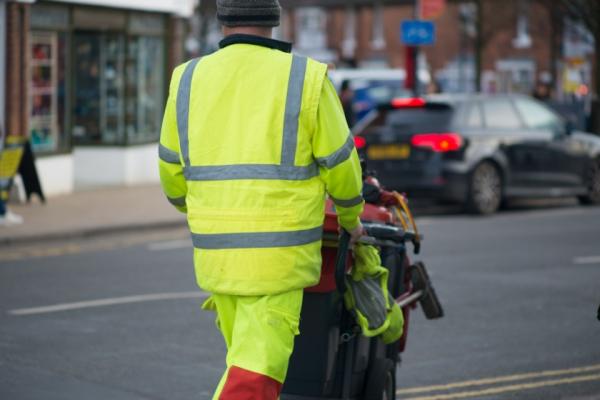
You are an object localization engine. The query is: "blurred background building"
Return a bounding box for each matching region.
[1,0,598,197]
[194,1,595,97]
[195,0,597,131]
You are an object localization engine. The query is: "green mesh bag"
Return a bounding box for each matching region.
[344,244,403,341]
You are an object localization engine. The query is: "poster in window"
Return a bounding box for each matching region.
[29,33,59,152]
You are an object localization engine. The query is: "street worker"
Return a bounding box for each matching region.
[158,0,365,398]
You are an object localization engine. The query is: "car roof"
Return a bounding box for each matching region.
[329,68,407,80]
[328,69,431,87]
[425,93,527,105]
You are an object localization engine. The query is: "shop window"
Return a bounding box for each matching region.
[72,31,164,146]
[29,32,69,153]
[73,33,125,145]
[103,34,126,143]
[29,6,167,149]
[126,36,164,144]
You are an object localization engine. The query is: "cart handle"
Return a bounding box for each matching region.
[335,230,351,294]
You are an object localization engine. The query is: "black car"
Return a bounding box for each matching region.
[354,94,600,214]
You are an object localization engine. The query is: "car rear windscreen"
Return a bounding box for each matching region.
[385,107,454,133]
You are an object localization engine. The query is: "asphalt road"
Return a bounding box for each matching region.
[1,203,599,400]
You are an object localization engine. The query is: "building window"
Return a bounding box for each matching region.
[341,6,357,60]
[296,7,327,50]
[72,32,126,145]
[371,1,386,51]
[512,0,532,49]
[72,32,165,146]
[29,31,69,153]
[295,7,336,63]
[496,59,535,94]
[126,36,164,144]
[29,6,167,149]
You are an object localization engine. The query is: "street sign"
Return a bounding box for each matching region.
[401,20,436,46]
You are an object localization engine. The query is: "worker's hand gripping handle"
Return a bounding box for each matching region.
[335,230,351,294]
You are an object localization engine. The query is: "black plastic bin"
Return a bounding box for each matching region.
[281,230,406,400]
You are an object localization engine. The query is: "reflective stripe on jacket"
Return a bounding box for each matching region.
[159,40,363,295]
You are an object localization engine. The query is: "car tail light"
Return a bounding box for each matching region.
[411,133,463,152]
[391,98,426,108]
[354,135,366,149]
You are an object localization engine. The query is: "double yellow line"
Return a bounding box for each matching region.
[0,230,189,262]
[397,364,600,400]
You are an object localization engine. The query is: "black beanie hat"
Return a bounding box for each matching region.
[217,0,281,27]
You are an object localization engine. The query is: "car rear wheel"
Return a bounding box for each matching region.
[578,158,600,205]
[466,162,502,215]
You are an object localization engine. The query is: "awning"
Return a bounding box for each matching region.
[26,0,198,17]
[280,0,413,7]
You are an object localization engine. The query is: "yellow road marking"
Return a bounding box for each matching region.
[0,231,190,262]
[397,364,600,395]
[401,373,600,400]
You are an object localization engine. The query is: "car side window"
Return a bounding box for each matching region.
[514,98,561,130]
[465,103,483,128]
[482,99,522,129]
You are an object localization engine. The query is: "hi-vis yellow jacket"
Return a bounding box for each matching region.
[159,37,363,295]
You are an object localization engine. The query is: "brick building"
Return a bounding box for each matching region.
[193,0,594,131]
[278,0,564,95]
[195,1,581,96]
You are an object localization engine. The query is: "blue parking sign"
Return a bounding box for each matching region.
[401,20,436,46]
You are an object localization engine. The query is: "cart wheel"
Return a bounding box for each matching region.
[363,358,396,400]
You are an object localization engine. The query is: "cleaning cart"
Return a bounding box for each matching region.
[281,175,443,400]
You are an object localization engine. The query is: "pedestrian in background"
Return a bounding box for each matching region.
[339,79,356,128]
[532,80,552,102]
[426,79,443,94]
[0,192,6,225]
[0,127,23,227]
[158,0,365,398]
[0,127,4,223]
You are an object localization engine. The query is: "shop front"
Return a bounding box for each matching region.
[24,0,192,194]
[0,0,6,143]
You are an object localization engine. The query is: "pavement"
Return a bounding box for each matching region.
[0,185,186,246]
[0,183,579,247]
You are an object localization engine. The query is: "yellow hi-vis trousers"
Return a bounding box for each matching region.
[203,289,303,400]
